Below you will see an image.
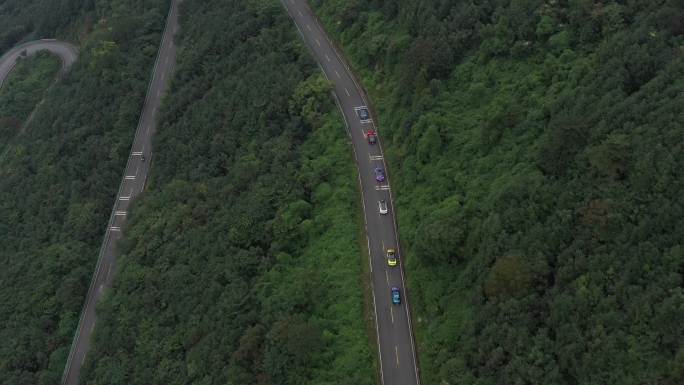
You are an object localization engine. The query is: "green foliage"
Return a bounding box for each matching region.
[79,1,372,384]
[0,52,60,146]
[0,1,168,384]
[0,0,95,52]
[313,0,684,384]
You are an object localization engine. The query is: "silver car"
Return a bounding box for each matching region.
[378,200,388,214]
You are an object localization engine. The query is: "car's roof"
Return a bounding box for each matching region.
[392,286,399,290]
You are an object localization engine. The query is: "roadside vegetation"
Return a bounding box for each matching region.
[311,0,684,384]
[0,1,169,383]
[79,0,373,384]
[0,52,60,146]
[0,0,89,53]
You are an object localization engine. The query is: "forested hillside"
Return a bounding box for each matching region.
[0,0,91,53]
[0,0,169,383]
[0,52,60,147]
[80,0,373,384]
[311,0,684,384]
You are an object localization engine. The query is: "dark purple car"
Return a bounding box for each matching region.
[374,167,385,182]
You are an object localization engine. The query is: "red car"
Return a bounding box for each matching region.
[366,129,377,144]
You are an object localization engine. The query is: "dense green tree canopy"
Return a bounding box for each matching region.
[0,0,168,383]
[80,0,373,384]
[312,0,684,384]
[0,52,60,147]
[0,0,95,53]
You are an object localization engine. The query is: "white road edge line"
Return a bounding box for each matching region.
[280,1,390,383]
[60,1,179,383]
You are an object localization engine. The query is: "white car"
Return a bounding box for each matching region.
[378,200,388,214]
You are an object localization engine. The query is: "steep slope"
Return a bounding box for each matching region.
[0,1,169,383]
[0,52,60,144]
[79,0,373,384]
[311,0,684,384]
[0,0,92,53]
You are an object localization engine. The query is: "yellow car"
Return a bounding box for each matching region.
[386,248,397,266]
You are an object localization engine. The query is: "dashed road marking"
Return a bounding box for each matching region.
[325,54,330,61]
[98,284,103,293]
[315,38,321,46]
[370,154,383,161]
[390,306,394,323]
[375,185,390,191]
[118,196,130,201]
[110,226,121,231]
[335,70,341,78]
[345,88,350,96]
[306,24,312,31]
[298,10,303,17]
[132,151,143,156]
[114,211,126,216]
[386,270,390,286]
[124,175,136,180]
[395,346,400,367]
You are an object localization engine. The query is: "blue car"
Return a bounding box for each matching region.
[374,167,385,182]
[391,286,401,305]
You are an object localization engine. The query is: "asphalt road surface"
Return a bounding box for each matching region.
[280,1,421,384]
[0,40,78,89]
[59,1,182,384]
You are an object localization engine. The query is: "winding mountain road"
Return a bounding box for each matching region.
[1,1,180,384]
[4,1,418,384]
[0,40,77,89]
[280,1,421,384]
[59,1,182,384]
